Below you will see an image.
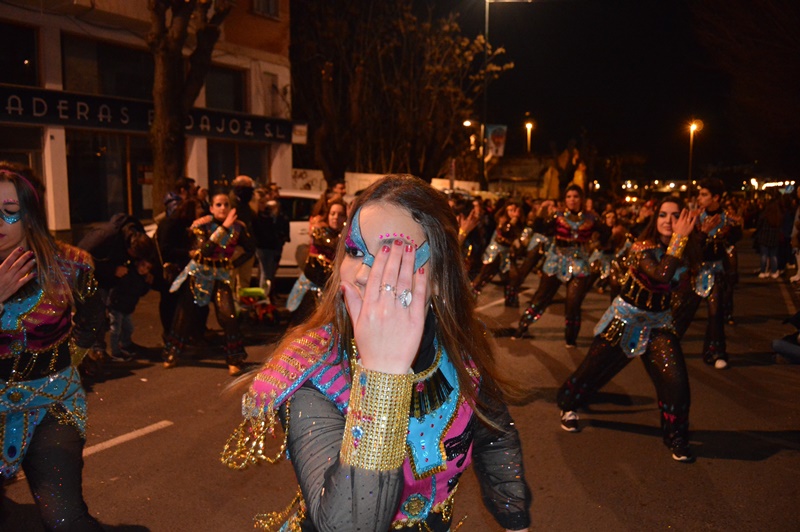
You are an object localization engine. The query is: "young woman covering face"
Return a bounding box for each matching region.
[224,175,531,531]
[0,162,105,529]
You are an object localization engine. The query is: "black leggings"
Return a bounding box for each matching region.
[2,412,103,531]
[519,273,591,344]
[673,274,727,363]
[557,329,691,446]
[164,280,246,365]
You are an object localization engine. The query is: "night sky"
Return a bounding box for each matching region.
[440,0,737,178]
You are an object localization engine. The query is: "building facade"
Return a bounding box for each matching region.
[0,0,293,230]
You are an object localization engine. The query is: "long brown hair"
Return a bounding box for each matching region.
[637,196,699,267]
[0,162,71,301]
[268,175,512,423]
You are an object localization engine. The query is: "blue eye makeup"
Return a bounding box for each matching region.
[346,207,430,270]
[0,203,21,224]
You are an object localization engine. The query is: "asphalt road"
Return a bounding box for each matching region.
[3,241,799,531]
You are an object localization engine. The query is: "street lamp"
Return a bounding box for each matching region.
[524,119,534,154]
[688,119,704,189]
[481,0,535,189]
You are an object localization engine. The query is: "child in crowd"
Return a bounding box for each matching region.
[107,257,154,361]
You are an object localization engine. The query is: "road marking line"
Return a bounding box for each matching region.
[83,420,174,458]
[475,288,534,313]
[13,420,174,482]
[778,280,797,316]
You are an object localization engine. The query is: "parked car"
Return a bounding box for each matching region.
[275,189,323,277]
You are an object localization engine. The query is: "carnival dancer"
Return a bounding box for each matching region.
[673,178,742,369]
[287,199,346,326]
[513,185,607,346]
[588,210,631,296]
[471,201,524,306]
[163,191,252,376]
[0,163,105,529]
[556,198,697,461]
[505,206,552,308]
[222,175,531,531]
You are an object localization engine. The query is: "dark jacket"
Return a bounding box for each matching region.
[77,213,146,290]
[108,263,152,314]
[253,209,290,250]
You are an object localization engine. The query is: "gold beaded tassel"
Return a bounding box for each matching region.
[253,488,306,532]
[221,397,291,470]
[341,362,413,471]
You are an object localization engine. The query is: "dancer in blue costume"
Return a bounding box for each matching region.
[672,178,742,369]
[223,175,531,531]
[513,185,608,346]
[0,162,105,530]
[557,198,698,462]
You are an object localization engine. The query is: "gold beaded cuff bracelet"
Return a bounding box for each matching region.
[341,363,413,471]
[666,233,689,259]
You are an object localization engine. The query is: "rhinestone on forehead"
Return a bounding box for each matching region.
[348,207,430,270]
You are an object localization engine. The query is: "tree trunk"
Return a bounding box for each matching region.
[150,49,185,216]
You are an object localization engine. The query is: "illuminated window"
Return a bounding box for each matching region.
[253,0,279,18]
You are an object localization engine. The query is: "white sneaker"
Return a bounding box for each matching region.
[714,358,729,369]
[770,271,781,279]
[758,272,769,278]
[560,410,580,432]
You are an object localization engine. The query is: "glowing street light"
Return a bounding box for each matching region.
[524,119,534,153]
[688,119,704,191]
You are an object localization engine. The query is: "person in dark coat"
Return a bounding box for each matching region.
[253,186,290,301]
[107,257,154,360]
[77,213,156,362]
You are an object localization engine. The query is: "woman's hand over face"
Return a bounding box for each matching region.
[673,209,698,237]
[0,247,35,303]
[341,239,428,375]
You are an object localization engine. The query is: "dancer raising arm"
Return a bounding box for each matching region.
[556,198,698,462]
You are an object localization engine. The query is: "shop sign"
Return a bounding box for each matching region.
[0,83,293,143]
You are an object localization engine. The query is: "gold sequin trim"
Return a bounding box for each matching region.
[253,488,306,532]
[390,484,466,531]
[341,363,413,471]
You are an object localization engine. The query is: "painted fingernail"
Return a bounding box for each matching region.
[382,245,391,253]
[418,267,425,274]
[394,239,402,246]
[405,244,413,252]
[17,247,23,252]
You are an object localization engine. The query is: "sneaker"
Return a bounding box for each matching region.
[770,271,781,279]
[88,348,109,362]
[560,410,580,432]
[565,342,577,348]
[670,438,695,463]
[714,358,729,370]
[163,354,177,369]
[109,348,135,362]
[758,272,769,279]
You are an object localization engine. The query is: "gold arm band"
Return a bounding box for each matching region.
[340,363,413,471]
[666,233,689,259]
